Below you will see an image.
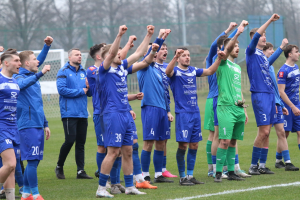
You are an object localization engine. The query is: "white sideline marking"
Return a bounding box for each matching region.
[169,182,300,200]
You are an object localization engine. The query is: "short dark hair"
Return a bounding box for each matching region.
[68,48,80,56]
[217,35,228,50]
[162,43,167,47]
[89,43,106,60]
[284,44,299,58]
[223,38,239,50]
[174,47,188,55]
[263,42,274,51]
[250,28,259,39]
[0,48,19,63]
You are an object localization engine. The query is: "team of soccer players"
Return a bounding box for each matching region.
[0,13,300,199]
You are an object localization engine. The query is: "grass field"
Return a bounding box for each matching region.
[23,92,300,200]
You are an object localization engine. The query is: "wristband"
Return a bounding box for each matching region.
[151,50,156,55]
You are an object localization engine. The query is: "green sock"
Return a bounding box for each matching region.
[227,146,236,172]
[223,157,228,167]
[206,140,213,165]
[216,148,228,173]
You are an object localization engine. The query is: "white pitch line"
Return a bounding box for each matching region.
[169,181,300,200]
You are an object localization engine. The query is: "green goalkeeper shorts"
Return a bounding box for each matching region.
[204,98,215,131]
[217,105,245,140]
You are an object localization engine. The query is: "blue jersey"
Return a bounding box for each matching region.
[169,66,203,113]
[0,73,20,128]
[97,59,132,114]
[154,62,171,105]
[246,32,281,93]
[87,65,101,115]
[277,64,300,105]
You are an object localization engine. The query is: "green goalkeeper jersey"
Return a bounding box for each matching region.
[216,59,242,106]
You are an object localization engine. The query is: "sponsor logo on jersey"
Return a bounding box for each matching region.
[279,72,284,78]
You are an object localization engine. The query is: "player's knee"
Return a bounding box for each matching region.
[189,142,198,149]
[4,161,16,172]
[229,139,236,146]
[178,143,188,150]
[143,141,154,151]
[97,145,106,153]
[219,140,229,148]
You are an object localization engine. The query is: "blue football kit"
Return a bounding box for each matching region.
[0,73,20,155]
[278,64,300,132]
[87,65,104,146]
[169,66,203,143]
[98,59,133,148]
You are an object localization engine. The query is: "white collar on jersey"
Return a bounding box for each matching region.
[285,63,296,68]
[0,72,13,79]
[177,66,189,71]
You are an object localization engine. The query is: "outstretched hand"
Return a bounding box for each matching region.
[270,13,280,22]
[44,36,53,46]
[136,92,144,100]
[240,20,249,27]
[41,65,51,74]
[228,22,238,31]
[162,29,171,40]
[0,46,4,52]
[237,26,244,34]
[175,49,184,58]
[147,25,155,35]
[280,38,288,49]
[152,43,159,52]
[118,25,128,36]
[217,50,226,60]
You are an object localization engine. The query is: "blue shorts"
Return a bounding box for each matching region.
[0,128,19,155]
[101,112,133,148]
[128,113,138,140]
[283,103,300,132]
[141,106,169,141]
[93,114,104,146]
[213,96,218,126]
[19,128,44,161]
[274,105,284,125]
[175,112,202,143]
[251,92,276,127]
[166,121,171,140]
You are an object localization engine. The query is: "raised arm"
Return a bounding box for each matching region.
[268,38,288,65]
[222,25,245,59]
[120,35,137,60]
[102,25,127,70]
[201,51,226,76]
[37,36,53,67]
[131,43,159,73]
[127,25,155,66]
[165,49,184,77]
[16,65,50,89]
[258,14,280,36]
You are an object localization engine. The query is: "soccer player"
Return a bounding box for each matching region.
[154,42,177,178]
[14,37,53,200]
[277,44,300,170]
[55,48,92,180]
[0,49,21,200]
[138,29,174,183]
[213,25,247,182]
[204,22,237,177]
[246,14,283,175]
[96,25,158,197]
[166,45,225,185]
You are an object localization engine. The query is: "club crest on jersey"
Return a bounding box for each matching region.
[121,77,125,82]
[279,72,284,78]
[187,78,193,84]
[11,92,17,99]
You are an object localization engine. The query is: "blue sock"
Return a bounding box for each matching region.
[124,174,134,187]
[27,160,40,195]
[117,157,122,183]
[212,155,216,165]
[163,156,167,169]
[235,154,239,165]
[110,158,120,184]
[132,143,142,175]
[298,144,300,150]
[176,148,186,178]
[15,158,24,188]
[260,148,268,164]
[153,150,164,173]
[141,150,151,173]
[99,173,109,187]
[282,150,291,162]
[276,152,282,160]
[97,152,106,172]
[251,146,262,165]
[187,149,197,176]
[23,167,30,194]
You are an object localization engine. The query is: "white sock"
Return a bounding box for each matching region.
[142,172,149,177]
[223,166,228,171]
[234,163,240,171]
[162,168,167,173]
[5,188,15,200]
[213,164,216,174]
[135,174,144,183]
[208,164,213,171]
[250,164,257,168]
[33,194,40,200]
[187,175,193,180]
[259,163,265,169]
[285,160,291,163]
[22,193,31,198]
[154,172,162,178]
[275,159,282,163]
